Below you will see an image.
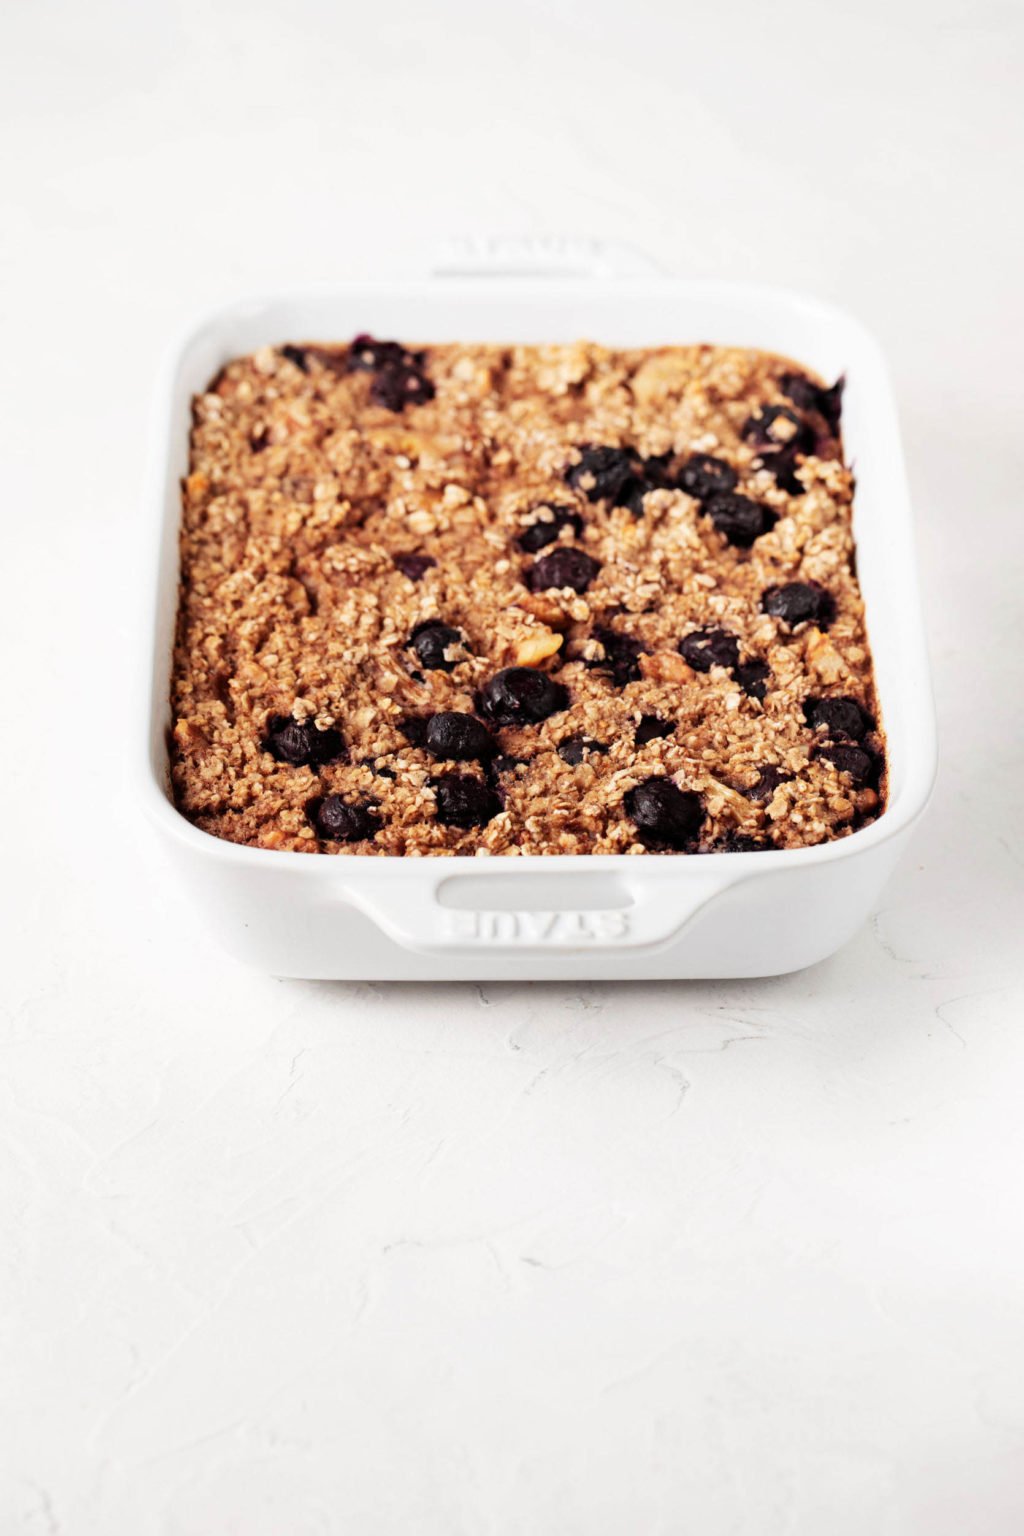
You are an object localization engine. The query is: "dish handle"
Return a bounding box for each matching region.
[338,866,743,954]
[430,236,663,281]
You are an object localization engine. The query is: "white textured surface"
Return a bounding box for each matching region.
[2,0,1023,1531]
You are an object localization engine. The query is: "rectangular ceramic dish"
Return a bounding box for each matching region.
[139,240,935,979]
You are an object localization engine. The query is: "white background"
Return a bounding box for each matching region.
[3,0,1023,1531]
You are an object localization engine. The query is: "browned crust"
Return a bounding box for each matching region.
[170,340,885,856]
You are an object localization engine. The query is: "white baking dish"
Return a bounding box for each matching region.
[139,242,936,979]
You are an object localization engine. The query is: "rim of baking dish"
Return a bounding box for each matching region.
[138,279,937,878]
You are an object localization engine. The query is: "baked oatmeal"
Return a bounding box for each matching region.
[169,337,886,856]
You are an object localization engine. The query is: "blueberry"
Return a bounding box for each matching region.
[803,696,870,740]
[624,776,703,850]
[557,739,586,766]
[617,471,659,518]
[425,712,496,762]
[742,404,816,457]
[262,715,344,767]
[557,736,607,765]
[408,619,465,672]
[478,667,569,726]
[780,372,845,433]
[735,659,771,700]
[625,456,675,515]
[613,477,645,516]
[527,547,601,594]
[640,452,674,485]
[675,453,738,500]
[345,335,434,411]
[565,445,645,505]
[435,774,502,828]
[744,765,790,802]
[703,492,777,548]
[280,344,309,373]
[490,754,527,778]
[371,362,435,411]
[516,505,584,553]
[815,744,878,785]
[589,626,646,686]
[714,831,772,852]
[360,756,397,780]
[564,446,672,517]
[310,795,378,843]
[761,581,835,628]
[765,448,806,495]
[679,628,740,673]
[397,717,429,747]
[635,714,674,745]
[347,334,423,373]
[393,552,436,581]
